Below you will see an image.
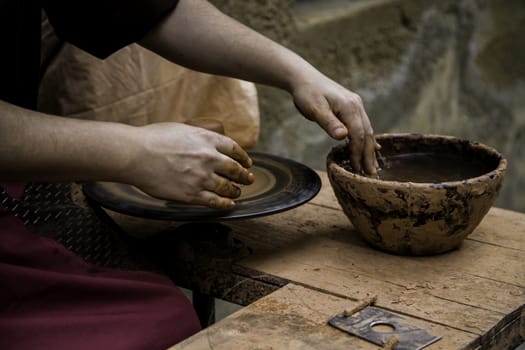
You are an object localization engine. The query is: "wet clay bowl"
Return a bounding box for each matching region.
[326,133,507,255]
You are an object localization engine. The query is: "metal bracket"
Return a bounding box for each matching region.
[329,306,441,349]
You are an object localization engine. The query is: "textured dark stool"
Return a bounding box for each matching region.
[1,182,157,271]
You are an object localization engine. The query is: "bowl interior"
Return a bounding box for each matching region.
[333,134,503,183]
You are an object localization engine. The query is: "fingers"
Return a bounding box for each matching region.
[295,96,348,140]
[133,122,256,210]
[212,135,254,185]
[215,160,255,185]
[356,108,379,176]
[216,136,253,168]
[332,92,379,175]
[187,174,244,210]
[298,90,376,174]
[208,173,242,199]
[337,94,366,172]
[203,136,254,209]
[362,134,378,176]
[192,190,237,210]
[346,115,365,173]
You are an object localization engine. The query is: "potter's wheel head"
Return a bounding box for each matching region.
[83,152,321,221]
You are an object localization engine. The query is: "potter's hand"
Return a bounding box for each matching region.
[126,123,254,209]
[138,0,379,173]
[291,75,380,175]
[0,102,252,208]
[138,0,378,173]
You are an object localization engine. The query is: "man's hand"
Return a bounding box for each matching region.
[139,0,379,175]
[0,101,253,210]
[126,123,254,209]
[291,75,380,175]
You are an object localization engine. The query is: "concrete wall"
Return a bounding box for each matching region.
[211,0,525,213]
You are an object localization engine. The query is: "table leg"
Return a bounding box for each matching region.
[193,291,216,328]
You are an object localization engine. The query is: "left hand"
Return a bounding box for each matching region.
[291,74,380,175]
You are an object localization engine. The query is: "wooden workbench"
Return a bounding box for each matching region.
[108,172,524,349]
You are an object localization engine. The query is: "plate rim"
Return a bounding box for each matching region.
[82,152,321,221]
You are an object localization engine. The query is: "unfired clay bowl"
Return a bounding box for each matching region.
[326,133,507,255]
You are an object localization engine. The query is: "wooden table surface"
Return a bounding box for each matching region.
[109,171,524,350]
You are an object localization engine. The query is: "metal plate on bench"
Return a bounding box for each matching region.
[329,306,441,350]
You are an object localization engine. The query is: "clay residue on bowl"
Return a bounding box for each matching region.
[327,133,507,255]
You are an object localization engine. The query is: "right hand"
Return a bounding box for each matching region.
[124,122,254,209]
[290,72,380,175]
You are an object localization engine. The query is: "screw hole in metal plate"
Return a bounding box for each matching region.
[329,306,441,350]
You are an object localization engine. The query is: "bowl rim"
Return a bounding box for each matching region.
[327,133,507,187]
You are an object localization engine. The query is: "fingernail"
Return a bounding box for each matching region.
[248,172,255,183]
[233,186,241,198]
[333,127,346,138]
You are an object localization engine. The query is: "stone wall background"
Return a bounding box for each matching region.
[211,0,525,213]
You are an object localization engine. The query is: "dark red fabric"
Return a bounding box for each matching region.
[0,184,201,349]
[1,182,24,200]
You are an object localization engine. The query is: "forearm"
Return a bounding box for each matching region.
[142,0,378,175]
[0,100,137,183]
[139,0,318,92]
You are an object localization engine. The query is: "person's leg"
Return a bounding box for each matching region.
[0,214,201,350]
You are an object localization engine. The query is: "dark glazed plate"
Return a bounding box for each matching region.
[83,152,321,221]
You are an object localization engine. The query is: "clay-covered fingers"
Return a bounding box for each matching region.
[192,173,246,210]
[128,122,256,210]
[337,93,379,175]
[208,173,242,199]
[193,190,237,210]
[217,140,252,169]
[215,136,254,184]
[215,159,255,186]
[360,134,379,176]
[359,108,381,175]
[355,106,379,175]
[292,82,378,175]
[181,175,242,210]
[193,172,247,210]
